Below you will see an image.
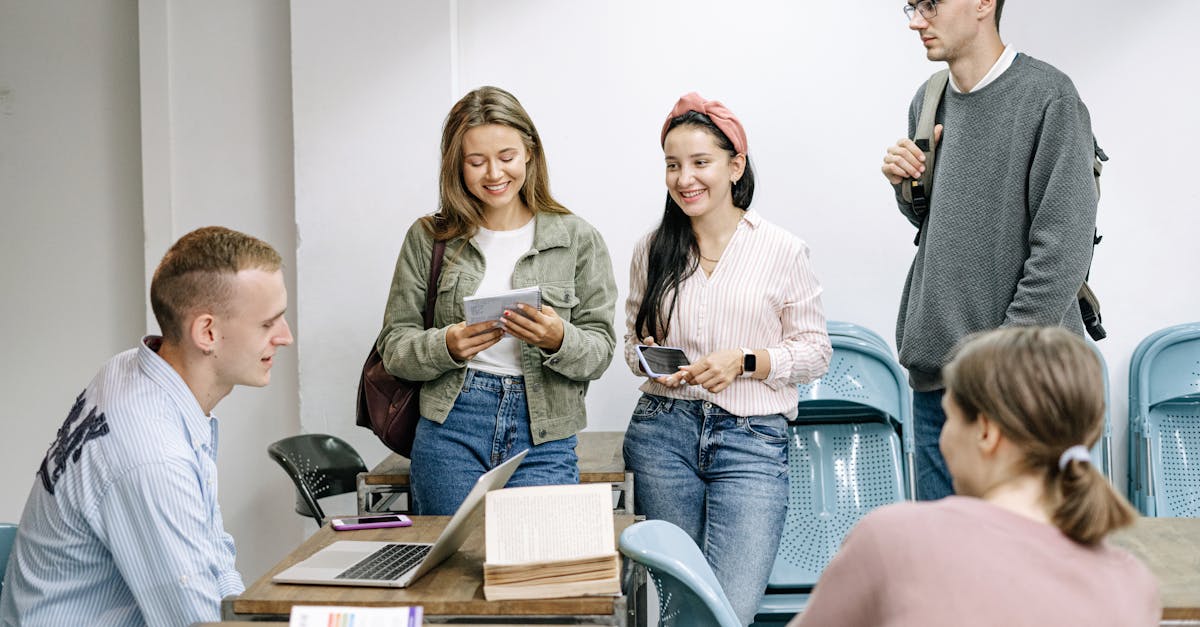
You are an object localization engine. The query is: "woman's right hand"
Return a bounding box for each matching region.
[446,321,504,362]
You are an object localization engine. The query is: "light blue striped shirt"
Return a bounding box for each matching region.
[0,337,243,626]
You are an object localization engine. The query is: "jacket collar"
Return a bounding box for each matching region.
[531,211,571,251]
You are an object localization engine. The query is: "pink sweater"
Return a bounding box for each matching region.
[791,497,1160,627]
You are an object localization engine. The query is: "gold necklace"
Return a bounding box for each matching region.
[699,253,720,263]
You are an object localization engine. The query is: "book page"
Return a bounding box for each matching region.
[485,483,615,565]
[463,286,541,325]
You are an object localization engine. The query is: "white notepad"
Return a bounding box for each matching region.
[463,286,542,325]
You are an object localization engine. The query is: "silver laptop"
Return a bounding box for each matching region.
[273,449,528,588]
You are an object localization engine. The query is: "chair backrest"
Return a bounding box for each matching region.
[796,333,913,495]
[768,422,904,590]
[0,523,17,598]
[267,434,367,524]
[826,320,890,353]
[618,520,741,627]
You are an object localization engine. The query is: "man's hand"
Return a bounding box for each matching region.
[678,349,743,394]
[881,124,943,185]
[500,303,565,352]
[446,321,503,361]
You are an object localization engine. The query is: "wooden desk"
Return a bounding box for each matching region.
[1110,517,1200,625]
[222,515,643,625]
[358,431,634,515]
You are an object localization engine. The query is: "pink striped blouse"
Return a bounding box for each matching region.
[623,210,832,419]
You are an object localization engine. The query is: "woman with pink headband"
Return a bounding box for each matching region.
[622,92,832,624]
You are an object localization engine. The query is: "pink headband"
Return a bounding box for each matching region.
[660,92,748,155]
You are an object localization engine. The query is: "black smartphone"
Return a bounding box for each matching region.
[635,345,691,378]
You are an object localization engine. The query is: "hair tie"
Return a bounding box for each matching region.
[1057,445,1091,471]
[660,92,748,155]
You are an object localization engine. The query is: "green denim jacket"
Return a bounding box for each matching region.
[377,211,617,444]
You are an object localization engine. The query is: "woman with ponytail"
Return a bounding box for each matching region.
[623,93,831,625]
[791,326,1159,627]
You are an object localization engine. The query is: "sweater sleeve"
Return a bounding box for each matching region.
[1003,95,1097,327]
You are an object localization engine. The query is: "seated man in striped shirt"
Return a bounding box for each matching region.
[0,226,294,627]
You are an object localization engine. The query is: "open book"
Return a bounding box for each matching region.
[483,483,621,601]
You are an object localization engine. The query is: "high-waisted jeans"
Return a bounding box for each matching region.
[623,393,789,626]
[410,369,579,515]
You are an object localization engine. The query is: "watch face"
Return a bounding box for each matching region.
[744,353,757,372]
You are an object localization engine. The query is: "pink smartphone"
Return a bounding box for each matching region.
[330,514,413,531]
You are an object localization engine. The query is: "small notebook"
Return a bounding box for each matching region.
[463,286,542,325]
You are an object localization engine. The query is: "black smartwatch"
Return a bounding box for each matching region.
[741,348,756,377]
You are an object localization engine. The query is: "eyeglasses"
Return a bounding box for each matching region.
[903,0,938,21]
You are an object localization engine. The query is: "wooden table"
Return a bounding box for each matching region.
[1110,516,1200,625]
[358,431,634,515]
[222,515,643,625]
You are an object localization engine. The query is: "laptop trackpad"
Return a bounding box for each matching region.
[306,549,367,569]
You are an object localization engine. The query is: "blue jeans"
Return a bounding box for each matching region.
[913,388,954,500]
[409,369,579,515]
[623,394,789,626]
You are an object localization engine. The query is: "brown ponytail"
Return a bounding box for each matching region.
[942,327,1136,545]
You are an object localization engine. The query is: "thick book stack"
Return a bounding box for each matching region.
[482,483,621,601]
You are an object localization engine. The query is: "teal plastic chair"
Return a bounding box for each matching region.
[1088,342,1113,483]
[1,523,17,598]
[826,320,890,353]
[1129,325,1200,516]
[1128,323,1200,511]
[268,434,367,525]
[619,520,740,627]
[755,327,911,626]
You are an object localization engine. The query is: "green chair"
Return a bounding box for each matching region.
[268,434,367,525]
[1,522,17,598]
[619,519,741,627]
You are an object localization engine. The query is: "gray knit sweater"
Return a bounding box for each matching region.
[895,53,1098,391]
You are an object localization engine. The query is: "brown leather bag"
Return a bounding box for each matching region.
[356,238,446,458]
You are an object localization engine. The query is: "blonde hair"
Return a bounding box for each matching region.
[428,86,568,241]
[943,326,1136,545]
[150,226,282,342]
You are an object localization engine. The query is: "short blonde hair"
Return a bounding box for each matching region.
[150,226,282,342]
[943,327,1135,545]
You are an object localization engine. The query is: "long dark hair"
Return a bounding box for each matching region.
[634,111,756,341]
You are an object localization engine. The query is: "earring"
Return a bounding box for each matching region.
[203,348,214,357]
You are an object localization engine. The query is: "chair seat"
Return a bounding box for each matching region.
[769,422,903,589]
[1147,402,1200,516]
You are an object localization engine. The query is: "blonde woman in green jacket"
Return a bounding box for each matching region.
[377,86,618,515]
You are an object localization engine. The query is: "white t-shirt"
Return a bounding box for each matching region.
[468,218,536,376]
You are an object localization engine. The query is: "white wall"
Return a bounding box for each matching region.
[292,1,1200,493]
[138,0,306,581]
[0,0,144,524]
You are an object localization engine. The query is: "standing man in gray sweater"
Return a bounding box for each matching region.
[881,0,1099,500]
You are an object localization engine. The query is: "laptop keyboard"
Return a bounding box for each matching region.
[335,543,432,581]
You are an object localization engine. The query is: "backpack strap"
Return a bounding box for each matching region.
[423,217,448,330]
[901,69,950,244]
